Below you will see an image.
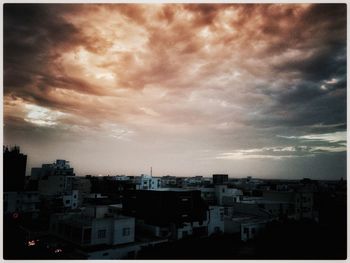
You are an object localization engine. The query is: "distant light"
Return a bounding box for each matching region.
[12,212,19,219]
[54,248,63,254]
[27,240,36,246]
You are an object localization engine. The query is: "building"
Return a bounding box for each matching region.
[223,203,272,241]
[213,174,228,185]
[262,190,314,220]
[136,205,224,240]
[199,185,243,206]
[50,205,135,247]
[215,185,243,205]
[73,177,91,206]
[183,176,204,187]
[4,191,40,219]
[240,219,269,242]
[88,176,136,203]
[123,189,208,227]
[31,160,76,196]
[160,176,177,188]
[135,174,161,190]
[29,160,80,212]
[3,146,27,192]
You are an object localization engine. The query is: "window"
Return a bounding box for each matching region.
[224,207,229,215]
[65,200,70,204]
[243,228,249,234]
[123,227,131,236]
[251,228,255,234]
[98,229,106,239]
[83,228,92,243]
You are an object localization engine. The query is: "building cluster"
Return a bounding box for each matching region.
[3,146,345,259]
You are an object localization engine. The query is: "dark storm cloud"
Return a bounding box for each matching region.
[4,4,109,101]
[3,4,346,179]
[275,47,346,82]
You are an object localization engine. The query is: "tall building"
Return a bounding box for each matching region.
[213,174,228,185]
[3,146,27,192]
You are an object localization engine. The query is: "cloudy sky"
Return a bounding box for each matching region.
[4,4,347,179]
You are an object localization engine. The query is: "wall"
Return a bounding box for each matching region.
[112,217,135,245]
[207,206,224,235]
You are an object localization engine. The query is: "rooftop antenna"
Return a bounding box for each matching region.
[150,166,153,177]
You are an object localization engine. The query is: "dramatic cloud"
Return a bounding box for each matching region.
[4,4,346,179]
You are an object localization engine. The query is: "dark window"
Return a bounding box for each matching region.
[83,228,92,243]
[244,227,249,234]
[224,207,229,215]
[58,223,64,233]
[123,228,131,236]
[64,224,71,237]
[65,200,70,204]
[98,229,106,239]
[251,228,256,234]
[71,226,82,242]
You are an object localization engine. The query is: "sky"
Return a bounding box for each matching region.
[3,4,347,179]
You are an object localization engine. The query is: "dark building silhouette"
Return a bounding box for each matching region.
[213,174,228,185]
[88,176,136,203]
[3,146,27,192]
[122,189,208,226]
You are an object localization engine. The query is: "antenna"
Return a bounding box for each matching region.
[150,166,153,177]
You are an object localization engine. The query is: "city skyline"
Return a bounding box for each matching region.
[4,4,347,179]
